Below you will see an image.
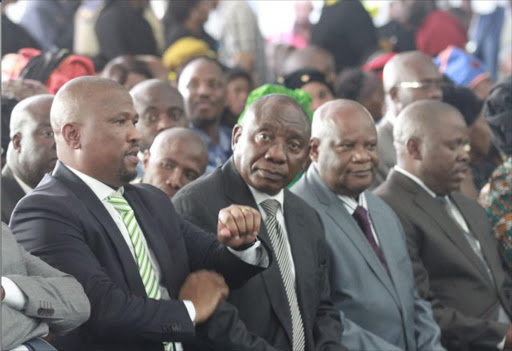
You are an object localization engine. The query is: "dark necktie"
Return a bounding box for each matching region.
[352,205,389,273]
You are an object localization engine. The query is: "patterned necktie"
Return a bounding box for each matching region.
[260,199,305,351]
[106,194,162,300]
[352,205,389,273]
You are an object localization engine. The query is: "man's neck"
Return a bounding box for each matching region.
[197,121,220,145]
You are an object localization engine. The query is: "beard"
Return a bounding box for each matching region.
[118,160,138,184]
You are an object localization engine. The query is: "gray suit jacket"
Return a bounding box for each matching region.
[374,118,396,188]
[1,165,26,224]
[292,166,444,351]
[375,170,512,351]
[1,222,90,350]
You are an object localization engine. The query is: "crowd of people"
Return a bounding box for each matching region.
[1,0,512,350]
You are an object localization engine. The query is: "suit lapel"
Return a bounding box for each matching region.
[53,162,146,296]
[222,160,294,345]
[2,165,28,215]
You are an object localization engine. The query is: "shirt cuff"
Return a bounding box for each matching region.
[498,335,506,349]
[1,276,27,311]
[183,300,196,324]
[227,240,269,267]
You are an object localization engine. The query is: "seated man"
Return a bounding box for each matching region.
[2,222,90,350]
[173,94,346,350]
[292,99,444,351]
[375,100,512,351]
[2,94,56,223]
[10,76,279,351]
[142,127,208,198]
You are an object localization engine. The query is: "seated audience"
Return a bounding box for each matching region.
[2,94,56,224]
[2,222,90,350]
[311,0,377,73]
[375,51,443,187]
[281,68,335,111]
[479,75,512,275]
[374,100,512,351]
[173,94,346,351]
[292,99,444,351]
[336,68,384,123]
[164,1,216,54]
[442,85,493,198]
[18,0,79,51]
[177,57,231,173]
[130,79,187,154]
[9,76,280,351]
[142,128,208,198]
[395,0,467,57]
[436,46,493,100]
[281,46,337,85]
[222,69,254,128]
[95,0,158,64]
[101,55,154,90]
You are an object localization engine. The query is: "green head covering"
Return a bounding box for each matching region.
[237,84,313,125]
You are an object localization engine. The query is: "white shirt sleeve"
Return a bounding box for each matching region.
[183,300,196,324]
[1,276,27,311]
[227,240,269,267]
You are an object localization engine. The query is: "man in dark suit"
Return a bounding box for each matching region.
[292,99,444,351]
[10,76,280,351]
[173,94,346,351]
[375,100,512,351]
[2,94,56,223]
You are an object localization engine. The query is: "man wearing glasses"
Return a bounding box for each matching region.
[374,51,443,187]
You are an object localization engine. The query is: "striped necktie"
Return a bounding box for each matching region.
[260,199,305,351]
[106,194,162,300]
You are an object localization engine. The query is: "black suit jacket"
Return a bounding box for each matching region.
[375,170,512,351]
[2,165,27,224]
[173,159,346,351]
[10,161,276,351]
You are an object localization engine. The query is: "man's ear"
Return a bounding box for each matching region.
[11,133,22,152]
[232,124,242,150]
[389,86,400,104]
[61,123,81,149]
[142,150,150,171]
[309,138,320,163]
[407,137,422,161]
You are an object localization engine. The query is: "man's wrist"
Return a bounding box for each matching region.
[232,240,257,251]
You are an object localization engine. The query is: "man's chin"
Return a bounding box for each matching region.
[119,169,138,184]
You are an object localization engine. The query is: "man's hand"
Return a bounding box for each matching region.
[179,270,229,325]
[217,205,261,249]
[0,285,4,300]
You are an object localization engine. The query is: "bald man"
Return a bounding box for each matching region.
[142,127,208,198]
[292,100,444,351]
[375,51,443,187]
[375,100,512,351]
[174,94,346,351]
[282,46,337,85]
[130,79,187,153]
[1,94,56,223]
[10,76,281,351]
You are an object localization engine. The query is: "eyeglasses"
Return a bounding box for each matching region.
[396,80,445,91]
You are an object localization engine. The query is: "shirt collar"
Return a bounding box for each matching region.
[12,173,32,194]
[66,164,122,201]
[337,192,368,215]
[247,184,284,210]
[394,166,437,198]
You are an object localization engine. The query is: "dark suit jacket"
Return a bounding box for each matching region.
[2,165,27,224]
[10,161,275,351]
[375,170,512,351]
[292,166,444,351]
[173,159,346,351]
